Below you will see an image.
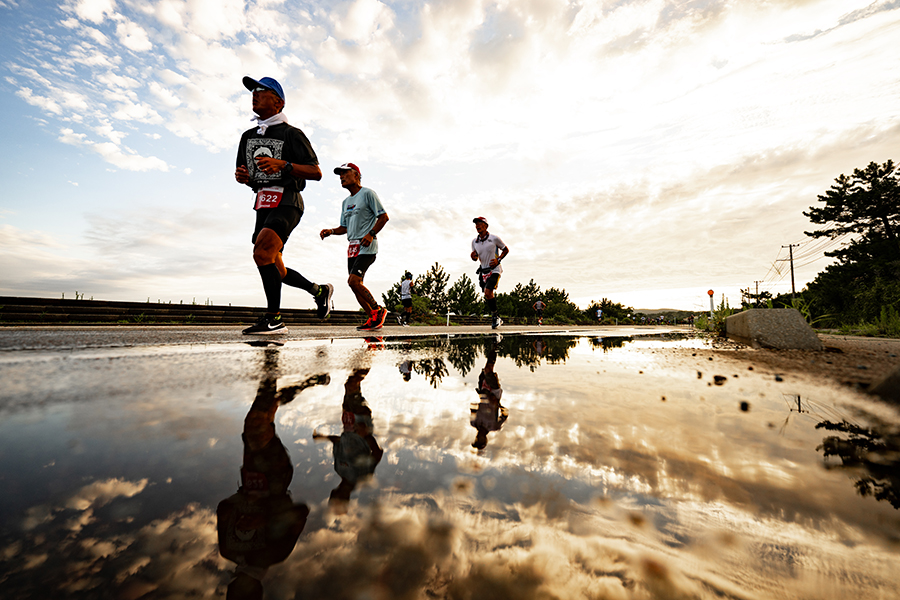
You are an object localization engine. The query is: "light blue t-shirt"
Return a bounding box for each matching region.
[340,187,386,255]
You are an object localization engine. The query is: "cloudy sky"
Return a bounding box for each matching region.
[1,0,898,312]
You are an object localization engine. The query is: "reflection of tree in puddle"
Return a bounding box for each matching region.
[445,334,579,373]
[587,335,629,352]
[412,358,449,387]
[446,338,479,376]
[314,368,384,514]
[816,419,900,509]
[781,392,900,510]
[217,348,329,597]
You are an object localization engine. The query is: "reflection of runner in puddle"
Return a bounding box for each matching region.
[314,368,384,514]
[217,349,329,598]
[470,342,508,451]
[399,359,413,381]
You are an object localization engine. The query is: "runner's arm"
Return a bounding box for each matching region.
[361,213,389,247]
[285,162,322,181]
[320,226,347,239]
[489,246,509,268]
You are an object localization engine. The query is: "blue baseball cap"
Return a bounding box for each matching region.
[242,76,285,101]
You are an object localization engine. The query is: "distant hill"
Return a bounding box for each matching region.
[634,308,691,315]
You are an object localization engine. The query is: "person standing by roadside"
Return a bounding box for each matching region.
[235,76,333,335]
[398,271,414,326]
[471,217,509,329]
[532,298,545,326]
[320,163,390,330]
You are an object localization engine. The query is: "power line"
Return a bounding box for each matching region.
[753,231,853,300]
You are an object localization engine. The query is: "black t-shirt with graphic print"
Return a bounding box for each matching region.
[236,122,319,210]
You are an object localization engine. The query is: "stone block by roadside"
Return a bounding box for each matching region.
[725,308,823,351]
[870,367,900,402]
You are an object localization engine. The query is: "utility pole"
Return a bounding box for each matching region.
[780,244,798,302]
[753,281,762,307]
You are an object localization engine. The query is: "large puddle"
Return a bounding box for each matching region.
[0,333,898,599]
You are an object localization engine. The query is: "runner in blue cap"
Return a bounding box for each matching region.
[235,76,334,334]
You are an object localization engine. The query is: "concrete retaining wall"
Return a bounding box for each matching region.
[725,308,823,351]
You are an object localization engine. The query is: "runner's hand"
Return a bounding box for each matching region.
[254,156,283,175]
[235,165,249,183]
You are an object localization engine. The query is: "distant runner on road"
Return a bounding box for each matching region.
[234,75,333,335]
[320,163,390,331]
[533,299,545,326]
[398,271,414,326]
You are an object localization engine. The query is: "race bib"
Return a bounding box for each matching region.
[240,468,269,492]
[254,186,284,210]
[347,241,361,258]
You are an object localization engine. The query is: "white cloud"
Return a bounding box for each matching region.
[92,141,170,171]
[16,87,63,115]
[109,97,163,123]
[330,0,396,43]
[60,89,90,111]
[148,81,181,107]
[96,70,142,89]
[115,19,153,52]
[92,119,127,144]
[169,0,246,40]
[58,126,171,171]
[151,0,186,30]
[72,0,117,24]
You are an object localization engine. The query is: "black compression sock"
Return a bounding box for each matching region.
[282,268,317,295]
[487,297,497,314]
[259,263,282,314]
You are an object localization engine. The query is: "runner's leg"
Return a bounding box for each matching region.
[254,228,286,314]
[349,274,377,313]
[283,267,318,295]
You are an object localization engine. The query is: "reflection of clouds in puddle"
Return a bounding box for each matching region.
[3,334,899,598]
[253,487,895,599]
[21,478,150,533]
[4,478,226,598]
[65,478,149,512]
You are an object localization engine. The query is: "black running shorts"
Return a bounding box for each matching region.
[401,298,413,308]
[348,254,377,278]
[253,205,303,246]
[479,272,500,291]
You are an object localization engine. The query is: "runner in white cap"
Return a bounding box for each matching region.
[470,217,509,329]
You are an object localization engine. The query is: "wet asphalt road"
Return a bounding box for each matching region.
[0,324,686,352]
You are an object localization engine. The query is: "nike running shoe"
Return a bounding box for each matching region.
[243,314,287,335]
[315,283,334,319]
[491,316,503,330]
[373,307,388,328]
[357,315,376,330]
[396,315,403,325]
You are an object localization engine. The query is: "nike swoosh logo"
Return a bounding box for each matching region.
[268,323,281,329]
